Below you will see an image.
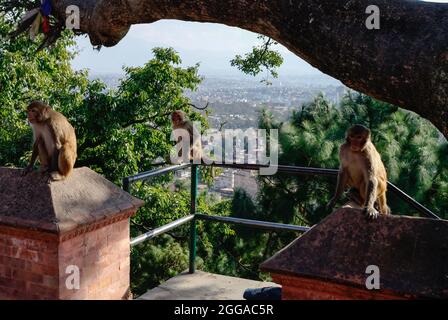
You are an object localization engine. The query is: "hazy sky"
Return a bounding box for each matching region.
[71,0,448,78]
[72,20,322,77]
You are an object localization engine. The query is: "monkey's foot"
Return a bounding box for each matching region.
[49,172,66,182]
[43,173,53,184]
[364,207,380,219]
[382,206,392,215]
[42,172,62,184]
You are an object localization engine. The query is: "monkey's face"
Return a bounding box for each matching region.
[27,107,41,124]
[171,112,184,126]
[27,105,49,124]
[348,133,368,152]
[347,125,371,152]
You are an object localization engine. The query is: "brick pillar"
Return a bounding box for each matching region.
[0,167,144,300]
[260,208,448,300]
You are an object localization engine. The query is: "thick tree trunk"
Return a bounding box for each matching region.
[52,0,448,137]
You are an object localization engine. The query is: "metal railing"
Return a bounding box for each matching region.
[123,162,441,274]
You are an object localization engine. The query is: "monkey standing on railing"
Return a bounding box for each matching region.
[170,110,217,179]
[171,110,203,163]
[22,101,77,182]
[327,124,390,218]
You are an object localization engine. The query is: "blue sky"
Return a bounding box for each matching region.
[71,1,448,78]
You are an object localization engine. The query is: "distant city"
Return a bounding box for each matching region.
[92,73,347,129]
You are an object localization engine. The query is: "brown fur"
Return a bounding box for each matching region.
[171,110,202,162]
[328,125,390,218]
[23,101,77,182]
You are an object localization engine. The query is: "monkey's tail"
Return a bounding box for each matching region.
[56,144,77,180]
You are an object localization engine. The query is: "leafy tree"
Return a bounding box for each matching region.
[231,35,283,85]
[232,188,256,219]
[71,47,204,182]
[131,235,190,296]
[0,14,89,166]
[195,193,273,281]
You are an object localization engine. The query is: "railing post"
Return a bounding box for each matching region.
[189,164,199,274]
[123,177,130,193]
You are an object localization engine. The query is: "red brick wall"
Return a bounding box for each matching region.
[272,274,410,300]
[0,225,59,300]
[0,217,132,300]
[59,219,131,300]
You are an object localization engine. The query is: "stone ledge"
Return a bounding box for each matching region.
[260,208,448,299]
[0,167,144,235]
[138,271,280,300]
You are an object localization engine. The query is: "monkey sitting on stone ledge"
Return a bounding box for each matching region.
[327,124,391,218]
[22,101,77,183]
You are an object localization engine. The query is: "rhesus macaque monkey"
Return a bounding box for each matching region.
[171,110,203,162]
[327,124,390,218]
[22,101,77,182]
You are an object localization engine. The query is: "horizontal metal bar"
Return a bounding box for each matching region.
[124,163,439,221]
[205,163,440,220]
[195,214,311,233]
[126,163,192,184]
[212,163,339,177]
[130,215,195,246]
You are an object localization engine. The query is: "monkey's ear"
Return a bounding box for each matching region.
[42,106,51,118]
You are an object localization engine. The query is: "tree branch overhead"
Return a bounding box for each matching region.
[9,0,448,136]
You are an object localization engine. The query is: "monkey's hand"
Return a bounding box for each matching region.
[364,206,379,219]
[21,165,33,176]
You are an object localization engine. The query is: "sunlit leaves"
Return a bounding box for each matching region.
[231,35,283,85]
